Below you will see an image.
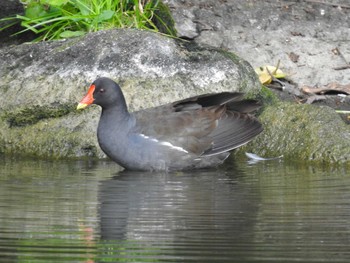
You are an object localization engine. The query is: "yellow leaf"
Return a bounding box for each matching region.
[255,63,286,85]
[255,69,272,84]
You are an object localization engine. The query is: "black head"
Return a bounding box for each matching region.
[77,77,127,111]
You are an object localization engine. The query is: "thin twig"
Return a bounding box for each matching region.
[266,66,284,86]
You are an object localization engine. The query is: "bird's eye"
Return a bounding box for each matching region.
[99,88,105,93]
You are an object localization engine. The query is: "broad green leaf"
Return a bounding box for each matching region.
[25,5,48,19]
[59,30,85,38]
[97,10,115,22]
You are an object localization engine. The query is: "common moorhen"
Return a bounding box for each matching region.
[77,77,263,171]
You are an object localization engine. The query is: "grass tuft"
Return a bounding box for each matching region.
[1,0,175,41]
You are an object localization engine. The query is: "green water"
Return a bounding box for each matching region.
[0,156,350,262]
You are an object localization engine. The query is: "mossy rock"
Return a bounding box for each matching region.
[0,112,101,159]
[3,103,75,127]
[238,102,350,165]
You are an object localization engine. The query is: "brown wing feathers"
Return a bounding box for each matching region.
[174,92,262,156]
[203,110,263,156]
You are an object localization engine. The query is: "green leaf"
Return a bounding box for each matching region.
[25,5,48,19]
[59,30,85,38]
[97,10,115,22]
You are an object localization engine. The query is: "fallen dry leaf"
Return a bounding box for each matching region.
[302,82,350,95]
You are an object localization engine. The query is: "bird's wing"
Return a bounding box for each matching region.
[133,92,262,156]
[203,110,263,156]
[134,104,223,155]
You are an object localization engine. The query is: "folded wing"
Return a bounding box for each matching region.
[134,92,263,156]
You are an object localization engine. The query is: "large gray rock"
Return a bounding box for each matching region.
[0,29,260,159]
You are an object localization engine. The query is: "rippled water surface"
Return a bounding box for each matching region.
[1,156,350,262]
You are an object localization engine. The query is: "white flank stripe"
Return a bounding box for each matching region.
[160,141,189,153]
[140,134,188,153]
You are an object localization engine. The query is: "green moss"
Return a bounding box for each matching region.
[218,49,241,64]
[255,85,279,107]
[238,102,350,166]
[3,103,76,128]
[152,0,177,36]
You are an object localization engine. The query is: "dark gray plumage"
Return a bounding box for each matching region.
[77,77,263,171]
